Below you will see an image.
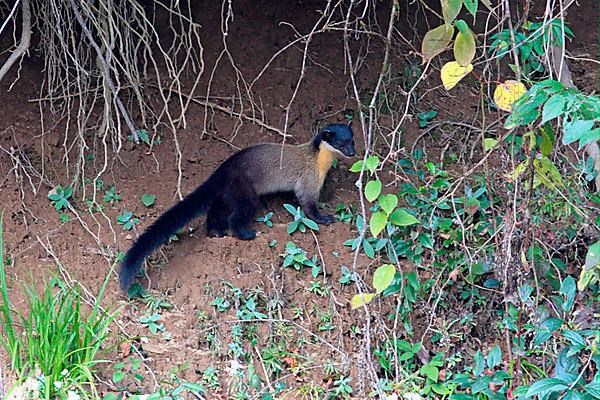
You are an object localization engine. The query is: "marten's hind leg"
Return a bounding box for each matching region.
[224,179,260,240]
[207,198,229,238]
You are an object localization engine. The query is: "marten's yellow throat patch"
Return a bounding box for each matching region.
[317,144,336,186]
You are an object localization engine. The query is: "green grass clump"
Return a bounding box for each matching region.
[0,212,115,399]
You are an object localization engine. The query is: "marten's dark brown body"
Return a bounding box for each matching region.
[119,123,355,291]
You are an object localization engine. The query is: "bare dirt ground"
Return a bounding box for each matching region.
[0,0,598,398]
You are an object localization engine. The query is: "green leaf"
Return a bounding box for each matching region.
[533,318,563,347]
[473,350,485,376]
[365,156,379,173]
[441,0,463,24]
[540,125,555,156]
[420,364,439,381]
[378,194,398,215]
[349,160,364,172]
[454,19,469,34]
[350,156,379,174]
[560,275,576,313]
[580,240,600,290]
[483,138,498,151]
[454,27,476,66]
[373,264,395,293]
[287,220,299,234]
[389,209,419,226]
[472,376,492,393]
[418,232,434,249]
[421,24,455,62]
[112,370,126,383]
[365,179,382,202]
[351,293,376,309]
[526,378,569,397]
[533,156,564,189]
[486,345,502,369]
[584,383,600,398]
[541,94,566,124]
[284,203,298,215]
[576,128,600,148]
[562,330,586,347]
[302,218,319,231]
[141,193,156,207]
[464,197,480,215]
[463,0,478,19]
[362,238,375,258]
[431,382,452,395]
[563,119,594,145]
[369,212,387,237]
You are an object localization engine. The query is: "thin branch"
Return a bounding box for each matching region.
[0,0,30,84]
[68,0,139,143]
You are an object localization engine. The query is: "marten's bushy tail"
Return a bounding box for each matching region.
[118,177,218,291]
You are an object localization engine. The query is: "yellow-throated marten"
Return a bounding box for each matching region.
[119,123,356,290]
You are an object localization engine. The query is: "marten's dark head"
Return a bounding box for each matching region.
[315,123,356,158]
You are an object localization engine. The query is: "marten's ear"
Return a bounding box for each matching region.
[348,120,353,129]
[321,129,333,141]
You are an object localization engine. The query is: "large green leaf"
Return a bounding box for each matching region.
[526,378,569,397]
[378,194,398,215]
[541,94,566,124]
[373,264,396,293]
[562,119,594,145]
[365,179,382,202]
[454,27,476,66]
[369,211,387,237]
[389,209,419,226]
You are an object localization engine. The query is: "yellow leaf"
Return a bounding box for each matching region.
[350,293,376,309]
[422,24,454,62]
[440,61,473,90]
[493,80,527,112]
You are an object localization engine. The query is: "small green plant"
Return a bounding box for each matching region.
[317,310,334,332]
[0,214,114,399]
[111,361,126,386]
[141,193,157,207]
[102,186,121,204]
[210,296,230,312]
[307,281,331,297]
[141,291,173,312]
[129,128,161,146]
[339,266,357,285]
[284,204,319,234]
[256,211,274,227]
[331,375,353,399]
[200,366,220,389]
[334,202,356,224]
[117,210,140,230]
[48,185,73,211]
[417,110,438,128]
[236,296,267,320]
[139,313,165,334]
[261,346,285,377]
[281,241,320,275]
